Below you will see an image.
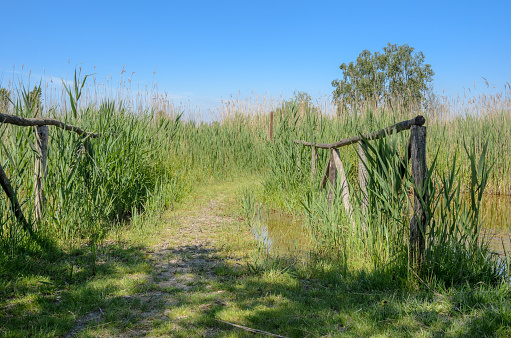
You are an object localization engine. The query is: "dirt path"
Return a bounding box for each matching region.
[131,192,235,336]
[66,182,251,337]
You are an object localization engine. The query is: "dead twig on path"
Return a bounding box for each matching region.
[216,319,288,338]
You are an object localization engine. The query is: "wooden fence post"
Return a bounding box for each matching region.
[324,149,354,227]
[320,156,330,190]
[296,144,301,171]
[331,149,354,226]
[358,141,368,230]
[34,125,48,221]
[409,125,428,269]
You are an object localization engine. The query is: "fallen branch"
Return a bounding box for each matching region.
[0,113,100,138]
[216,319,289,338]
[294,115,425,149]
[0,161,33,236]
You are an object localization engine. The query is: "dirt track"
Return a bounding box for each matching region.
[66,190,242,337]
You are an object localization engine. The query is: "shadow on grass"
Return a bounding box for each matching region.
[170,262,511,337]
[0,237,153,337]
[2,240,511,337]
[91,243,511,337]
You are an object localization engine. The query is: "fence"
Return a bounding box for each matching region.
[294,115,428,268]
[0,112,98,236]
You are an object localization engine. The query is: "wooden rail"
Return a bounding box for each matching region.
[0,113,100,138]
[294,115,425,149]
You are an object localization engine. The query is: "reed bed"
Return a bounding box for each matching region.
[0,71,510,288]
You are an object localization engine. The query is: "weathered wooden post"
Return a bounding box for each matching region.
[34,125,48,221]
[296,144,301,171]
[358,141,368,231]
[323,149,354,226]
[409,125,428,269]
[320,156,330,190]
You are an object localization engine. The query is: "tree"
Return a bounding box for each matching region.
[332,43,434,114]
[278,90,318,117]
[292,90,316,115]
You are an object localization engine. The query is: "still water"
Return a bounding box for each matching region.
[250,212,310,256]
[251,195,511,256]
[479,194,511,255]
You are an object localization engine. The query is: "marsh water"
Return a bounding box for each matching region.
[480,194,511,254]
[252,194,511,257]
[250,211,311,257]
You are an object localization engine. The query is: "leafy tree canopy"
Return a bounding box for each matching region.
[332,43,434,113]
[279,90,318,115]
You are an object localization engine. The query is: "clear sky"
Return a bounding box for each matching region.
[1,0,510,115]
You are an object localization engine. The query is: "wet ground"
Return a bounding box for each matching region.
[250,211,310,257]
[254,194,511,257]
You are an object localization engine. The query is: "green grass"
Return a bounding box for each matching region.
[150,267,511,337]
[1,176,511,337]
[0,238,153,336]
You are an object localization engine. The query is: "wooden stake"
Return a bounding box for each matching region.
[327,150,337,206]
[34,125,48,221]
[320,156,330,190]
[409,125,428,269]
[331,149,354,226]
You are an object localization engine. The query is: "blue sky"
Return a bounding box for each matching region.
[1,0,510,114]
